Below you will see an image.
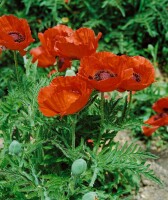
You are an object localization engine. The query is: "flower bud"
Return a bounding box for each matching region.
[9,140,22,155]
[82,192,98,200]
[71,158,87,176]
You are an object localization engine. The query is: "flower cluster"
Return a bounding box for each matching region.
[0,14,156,118]
[143,97,168,136]
[34,24,155,117]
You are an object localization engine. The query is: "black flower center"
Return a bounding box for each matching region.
[163,108,168,113]
[154,112,167,120]
[8,31,25,43]
[133,73,141,82]
[89,70,116,81]
[58,58,65,69]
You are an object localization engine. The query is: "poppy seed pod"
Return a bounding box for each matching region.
[82,192,98,200]
[71,158,87,176]
[9,140,22,155]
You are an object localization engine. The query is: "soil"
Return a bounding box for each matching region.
[114,132,168,200]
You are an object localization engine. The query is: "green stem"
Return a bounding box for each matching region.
[121,95,128,122]
[71,115,77,150]
[95,92,104,153]
[13,51,19,81]
[100,92,105,125]
[89,166,99,187]
[127,90,132,113]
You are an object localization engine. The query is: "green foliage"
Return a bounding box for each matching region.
[0,0,167,199]
[0,60,162,199]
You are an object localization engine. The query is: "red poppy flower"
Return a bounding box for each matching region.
[38,25,73,57]
[54,27,102,59]
[152,97,168,113]
[142,97,168,136]
[0,15,34,55]
[118,56,155,91]
[142,125,159,137]
[38,76,92,117]
[78,52,132,92]
[145,113,168,127]
[30,46,56,68]
[30,25,73,68]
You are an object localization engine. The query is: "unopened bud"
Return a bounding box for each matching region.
[82,192,98,200]
[71,158,87,176]
[9,140,22,155]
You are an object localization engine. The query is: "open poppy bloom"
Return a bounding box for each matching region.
[30,25,73,69]
[118,56,155,91]
[38,76,92,117]
[30,46,56,68]
[54,27,102,59]
[142,97,168,136]
[0,15,34,56]
[38,25,73,57]
[78,52,132,92]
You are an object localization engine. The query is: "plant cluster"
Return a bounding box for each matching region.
[0,13,164,200]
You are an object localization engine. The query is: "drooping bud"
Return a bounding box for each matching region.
[71,158,87,176]
[9,140,22,155]
[82,192,98,200]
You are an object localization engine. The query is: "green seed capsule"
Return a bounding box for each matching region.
[9,140,22,155]
[82,192,98,200]
[71,158,87,176]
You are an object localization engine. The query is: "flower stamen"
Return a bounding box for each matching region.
[90,70,116,81]
[133,73,141,82]
[8,31,25,43]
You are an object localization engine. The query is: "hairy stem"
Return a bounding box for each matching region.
[127,90,132,113]
[89,166,99,187]
[95,92,104,153]
[71,114,77,150]
[13,51,19,81]
[121,95,128,122]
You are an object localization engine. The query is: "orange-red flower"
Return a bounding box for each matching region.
[54,27,102,59]
[38,25,73,57]
[145,113,168,127]
[78,52,132,92]
[38,76,92,117]
[142,97,168,136]
[0,15,34,55]
[142,125,159,137]
[118,56,155,91]
[30,25,73,69]
[152,97,168,113]
[30,46,56,68]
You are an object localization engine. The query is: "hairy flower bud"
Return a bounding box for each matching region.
[9,140,22,155]
[82,192,98,200]
[71,158,87,176]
